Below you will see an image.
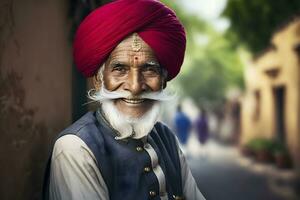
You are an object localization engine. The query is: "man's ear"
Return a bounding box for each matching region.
[161,69,168,89]
[162,80,167,89]
[93,74,102,91]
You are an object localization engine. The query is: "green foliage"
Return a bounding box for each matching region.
[246,138,289,155]
[272,141,288,155]
[246,138,274,152]
[161,0,244,109]
[223,0,300,54]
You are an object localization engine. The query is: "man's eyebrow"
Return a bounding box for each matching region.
[144,61,160,66]
[109,60,128,66]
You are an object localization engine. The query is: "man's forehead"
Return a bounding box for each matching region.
[116,33,149,50]
[108,34,157,60]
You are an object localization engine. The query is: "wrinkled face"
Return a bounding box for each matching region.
[101,34,166,118]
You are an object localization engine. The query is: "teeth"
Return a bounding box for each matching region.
[123,99,145,104]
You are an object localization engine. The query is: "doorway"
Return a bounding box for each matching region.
[273,86,286,142]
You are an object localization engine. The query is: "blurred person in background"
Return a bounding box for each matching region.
[174,104,192,149]
[194,107,209,157]
[42,0,205,200]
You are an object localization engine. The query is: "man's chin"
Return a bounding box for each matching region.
[101,99,161,139]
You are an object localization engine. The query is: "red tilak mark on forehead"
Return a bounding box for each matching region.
[134,56,138,60]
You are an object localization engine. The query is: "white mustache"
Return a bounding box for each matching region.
[88,86,176,102]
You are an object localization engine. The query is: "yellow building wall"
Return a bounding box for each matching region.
[241,20,300,168]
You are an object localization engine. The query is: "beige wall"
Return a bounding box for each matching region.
[0,0,72,199]
[241,20,300,169]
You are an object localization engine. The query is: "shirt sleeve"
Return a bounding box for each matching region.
[49,134,109,200]
[177,140,206,200]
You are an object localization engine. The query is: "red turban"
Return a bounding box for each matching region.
[73,0,186,81]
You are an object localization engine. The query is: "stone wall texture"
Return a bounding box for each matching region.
[0,0,72,199]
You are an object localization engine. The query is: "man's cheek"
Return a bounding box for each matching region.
[147,78,163,91]
[103,78,123,91]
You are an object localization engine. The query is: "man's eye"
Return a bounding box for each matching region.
[146,67,156,71]
[112,65,127,73]
[143,66,160,74]
[114,67,125,71]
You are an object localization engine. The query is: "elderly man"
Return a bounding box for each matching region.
[43,0,205,200]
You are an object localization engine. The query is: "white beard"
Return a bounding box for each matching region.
[101,100,161,140]
[88,76,175,140]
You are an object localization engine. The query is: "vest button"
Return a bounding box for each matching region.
[149,190,156,197]
[136,146,143,152]
[144,166,151,172]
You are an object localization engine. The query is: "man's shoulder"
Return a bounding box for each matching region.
[54,134,85,151]
[154,121,177,140]
[52,111,103,157]
[155,121,171,131]
[52,134,94,160]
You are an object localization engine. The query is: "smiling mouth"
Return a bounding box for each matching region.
[121,98,146,104]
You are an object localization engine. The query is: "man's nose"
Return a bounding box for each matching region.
[124,70,146,96]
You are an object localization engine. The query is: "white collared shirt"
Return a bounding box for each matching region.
[49,134,205,200]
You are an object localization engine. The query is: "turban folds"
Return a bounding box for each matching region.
[73,0,186,81]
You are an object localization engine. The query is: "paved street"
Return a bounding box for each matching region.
[184,135,295,200]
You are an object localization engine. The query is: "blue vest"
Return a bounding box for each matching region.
[43,111,183,200]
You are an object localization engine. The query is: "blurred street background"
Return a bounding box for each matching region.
[1,0,300,199]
